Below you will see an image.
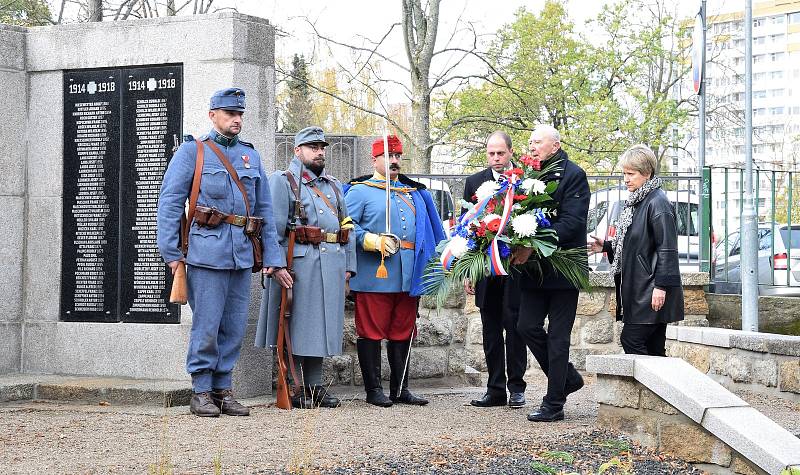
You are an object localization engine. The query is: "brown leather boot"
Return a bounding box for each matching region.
[211,389,250,416]
[190,391,221,417]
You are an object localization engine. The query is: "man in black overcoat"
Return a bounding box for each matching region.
[511,124,589,422]
[463,131,528,408]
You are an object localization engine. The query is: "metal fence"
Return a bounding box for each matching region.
[708,167,800,296]
[406,172,709,270]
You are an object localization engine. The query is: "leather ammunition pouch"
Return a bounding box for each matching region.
[194,206,229,228]
[245,216,264,236]
[293,225,349,245]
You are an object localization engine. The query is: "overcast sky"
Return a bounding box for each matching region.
[230,0,710,104]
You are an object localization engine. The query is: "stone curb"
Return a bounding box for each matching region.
[666,326,800,355]
[588,354,800,474]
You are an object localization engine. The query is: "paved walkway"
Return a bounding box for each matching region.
[0,371,796,474]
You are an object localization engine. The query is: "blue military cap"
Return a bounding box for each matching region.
[294,126,329,147]
[209,87,246,111]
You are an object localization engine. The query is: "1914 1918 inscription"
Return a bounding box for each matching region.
[61,65,182,323]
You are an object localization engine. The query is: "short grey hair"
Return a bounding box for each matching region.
[486,130,512,149]
[619,144,657,179]
[532,124,561,142]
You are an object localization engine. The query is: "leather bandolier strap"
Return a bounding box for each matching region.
[284,171,349,245]
[204,140,264,272]
[179,140,205,256]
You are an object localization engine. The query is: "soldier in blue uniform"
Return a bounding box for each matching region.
[157,88,292,417]
[344,135,446,407]
[255,126,357,409]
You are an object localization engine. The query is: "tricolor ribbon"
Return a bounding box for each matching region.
[440,174,521,276]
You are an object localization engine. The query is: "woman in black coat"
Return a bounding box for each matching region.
[588,144,684,356]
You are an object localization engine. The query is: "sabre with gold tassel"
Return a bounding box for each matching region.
[375,118,400,279]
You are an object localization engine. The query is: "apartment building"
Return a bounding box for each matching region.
[695,0,800,234]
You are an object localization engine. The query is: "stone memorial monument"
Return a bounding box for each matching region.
[0,13,277,396]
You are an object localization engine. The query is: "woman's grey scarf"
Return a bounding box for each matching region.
[609,176,662,275]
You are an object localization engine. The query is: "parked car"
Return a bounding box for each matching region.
[413,177,456,236]
[586,187,700,269]
[710,223,800,296]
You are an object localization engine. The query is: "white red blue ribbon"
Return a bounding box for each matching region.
[440,174,521,275]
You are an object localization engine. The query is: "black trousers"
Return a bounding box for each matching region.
[478,277,527,396]
[517,289,583,411]
[620,322,668,356]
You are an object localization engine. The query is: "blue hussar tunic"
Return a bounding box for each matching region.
[255,157,357,357]
[156,129,284,393]
[344,174,446,296]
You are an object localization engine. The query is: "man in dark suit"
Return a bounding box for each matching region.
[510,124,588,422]
[463,131,528,409]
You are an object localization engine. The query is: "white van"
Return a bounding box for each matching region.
[586,187,700,269]
[413,177,456,237]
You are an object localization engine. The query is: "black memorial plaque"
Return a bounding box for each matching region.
[120,66,182,323]
[61,65,182,323]
[61,70,121,322]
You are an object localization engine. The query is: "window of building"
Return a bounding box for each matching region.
[754,36,766,45]
[769,71,784,80]
[734,38,744,48]
[753,54,764,63]
[770,89,784,97]
[770,15,785,25]
[790,12,800,24]
[754,90,767,99]
[754,72,767,81]
[753,18,764,27]
[770,34,785,43]
[768,106,784,115]
[770,52,784,62]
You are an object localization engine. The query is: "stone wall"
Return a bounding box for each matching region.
[588,354,800,475]
[322,291,473,386]
[666,326,800,399]
[596,375,766,474]
[462,271,710,373]
[707,293,800,335]
[0,24,27,373]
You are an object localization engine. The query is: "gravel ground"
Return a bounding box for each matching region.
[0,371,793,474]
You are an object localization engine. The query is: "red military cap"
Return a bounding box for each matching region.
[372,135,403,157]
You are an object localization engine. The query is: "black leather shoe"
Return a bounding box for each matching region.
[190,391,220,417]
[391,389,428,406]
[311,386,341,408]
[508,392,526,408]
[211,389,250,416]
[365,389,393,407]
[527,406,564,422]
[469,393,507,407]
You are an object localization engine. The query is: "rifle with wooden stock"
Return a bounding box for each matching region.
[170,135,203,305]
[275,166,305,410]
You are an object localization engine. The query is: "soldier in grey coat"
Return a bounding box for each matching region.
[255,126,356,408]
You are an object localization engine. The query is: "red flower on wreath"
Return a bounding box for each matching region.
[513,194,527,202]
[520,154,542,171]
[473,221,488,237]
[485,217,501,232]
[485,199,496,213]
[504,167,524,178]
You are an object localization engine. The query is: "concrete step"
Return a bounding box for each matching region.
[0,374,191,407]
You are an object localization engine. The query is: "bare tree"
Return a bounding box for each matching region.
[401,0,439,172]
[87,0,101,21]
